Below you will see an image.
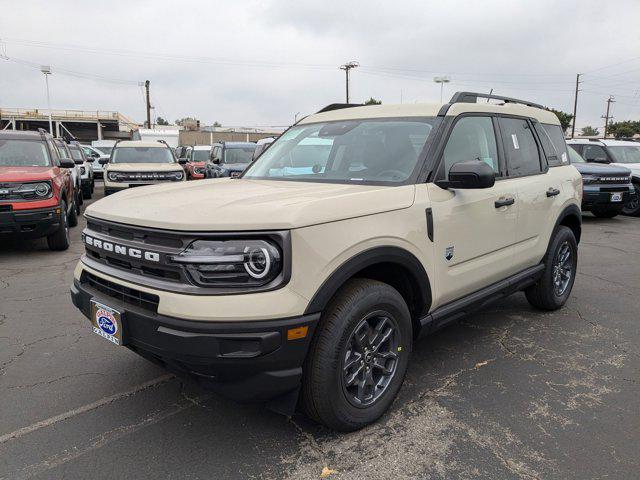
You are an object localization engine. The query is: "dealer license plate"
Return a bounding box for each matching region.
[610,192,623,202]
[90,300,123,346]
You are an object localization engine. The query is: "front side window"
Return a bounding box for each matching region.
[95,146,113,155]
[0,140,51,167]
[567,147,585,163]
[111,147,175,164]
[607,145,640,164]
[442,116,499,179]
[499,117,542,176]
[223,146,256,165]
[69,147,83,161]
[582,145,609,162]
[54,142,70,159]
[243,118,435,184]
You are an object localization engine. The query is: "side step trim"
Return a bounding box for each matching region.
[417,263,545,338]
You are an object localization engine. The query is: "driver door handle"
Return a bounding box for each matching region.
[494,197,515,208]
[546,187,560,197]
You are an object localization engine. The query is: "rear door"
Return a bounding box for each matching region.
[427,115,520,305]
[497,116,563,270]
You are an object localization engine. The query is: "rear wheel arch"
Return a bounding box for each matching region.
[304,247,432,337]
[555,204,582,244]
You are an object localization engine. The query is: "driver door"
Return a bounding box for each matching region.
[427,115,519,306]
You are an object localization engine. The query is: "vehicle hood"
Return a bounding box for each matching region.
[611,162,640,177]
[220,163,250,172]
[106,163,183,172]
[0,166,56,182]
[573,163,631,176]
[86,179,416,230]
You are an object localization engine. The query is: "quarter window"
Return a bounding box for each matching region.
[442,116,499,179]
[541,124,569,166]
[499,117,542,176]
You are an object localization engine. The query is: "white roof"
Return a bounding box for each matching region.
[193,145,211,150]
[566,139,640,146]
[116,140,166,148]
[299,102,559,125]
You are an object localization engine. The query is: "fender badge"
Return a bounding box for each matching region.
[445,246,454,261]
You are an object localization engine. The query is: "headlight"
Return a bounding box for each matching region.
[14,182,52,198]
[107,171,120,182]
[170,239,282,287]
[194,167,205,175]
[581,175,597,185]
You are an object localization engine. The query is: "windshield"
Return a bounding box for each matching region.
[95,146,113,155]
[243,118,435,184]
[608,145,640,164]
[192,149,210,161]
[223,146,255,164]
[0,140,50,167]
[111,147,175,164]
[69,148,83,161]
[567,146,585,163]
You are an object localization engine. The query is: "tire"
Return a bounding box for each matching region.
[525,226,577,311]
[83,183,92,199]
[591,207,619,218]
[68,195,79,227]
[301,278,412,431]
[77,187,83,206]
[46,200,71,251]
[622,182,640,216]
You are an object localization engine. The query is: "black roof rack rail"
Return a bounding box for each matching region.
[316,103,363,114]
[156,139,171,148]
[449,91,545,110]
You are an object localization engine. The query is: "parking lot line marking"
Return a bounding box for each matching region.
[0,374,174,444]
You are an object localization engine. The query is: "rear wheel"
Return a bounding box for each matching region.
[525,226,577,310]
[622,183,640,216]
[301,278,412,431]
[82,183,92,199]
[46,200,70,251]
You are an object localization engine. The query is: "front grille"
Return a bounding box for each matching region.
[110,171,182,182]
[81,271,159,312]
[595,176,630,184]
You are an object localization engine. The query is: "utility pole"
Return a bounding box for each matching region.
[339,61,359,103]
[40,65,53,135]
[144,80,151,129]
[602,96,615,138]
[571,73,582,139]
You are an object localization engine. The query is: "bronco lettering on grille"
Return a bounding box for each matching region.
[84,235,160,262]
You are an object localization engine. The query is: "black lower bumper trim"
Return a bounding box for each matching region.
[0,207,60,237]
[71,279,319,406]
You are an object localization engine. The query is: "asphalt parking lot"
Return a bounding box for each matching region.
[1,184,639,480]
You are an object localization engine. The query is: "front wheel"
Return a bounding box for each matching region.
[301,278,412,431]
[46,200,70,251]
[525,226,577,310]
[622,184,640,216]
[68,195,79,227]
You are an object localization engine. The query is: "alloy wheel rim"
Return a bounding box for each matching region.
[552,241,572,296]
[341,312,399,407]
[623,193,639,213]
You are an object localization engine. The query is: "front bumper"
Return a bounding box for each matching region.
[70,278,319,408]
[0,206,61,237]
[581,185,631,211]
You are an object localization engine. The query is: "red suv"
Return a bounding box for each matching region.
[0,130,79,250]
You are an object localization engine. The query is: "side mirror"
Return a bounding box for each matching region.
[99,158,109,165]
[74,159,84,165]
[86,157,95,163]
[436,160,496,189]
[178,158,187,164]
[92,152,100,158]
[59,158,76,169]
[212,158,220,165]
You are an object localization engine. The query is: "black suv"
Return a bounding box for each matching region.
[204,142,257,178]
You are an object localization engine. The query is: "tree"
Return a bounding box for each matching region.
[606,120,640,139]
[156,117,169,126]
[175,117,197,126]
[364,97,382,105]
[580,126,599,137]
[549,109,574,133]
[213,121,222,127]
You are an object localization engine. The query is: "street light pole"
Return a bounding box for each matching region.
[433,76,451,103]
[40,65,53,134]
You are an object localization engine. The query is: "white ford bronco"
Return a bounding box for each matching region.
[71,92,582,431]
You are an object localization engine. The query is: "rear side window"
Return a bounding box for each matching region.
[499,117,542,177]
[540,124,569,167]
[442,116,500,179]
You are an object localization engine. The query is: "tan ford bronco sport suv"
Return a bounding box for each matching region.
[71,92,582,431]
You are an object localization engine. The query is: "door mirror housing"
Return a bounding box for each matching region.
[178,158,187,165]
[99,158,109,165]
[436,160,496,189]
[86,157,95,163]
[59,158,76,169]
[74,159,84,165]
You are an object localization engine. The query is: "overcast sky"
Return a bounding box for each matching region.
[1,0,638,131]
